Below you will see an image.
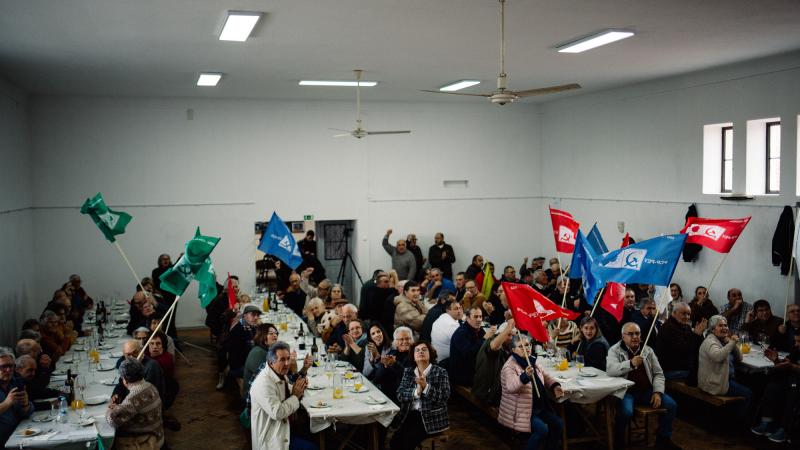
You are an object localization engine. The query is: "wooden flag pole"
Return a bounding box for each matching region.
[515,328,541,398]
[137,295,180,359]
[706,252,730,293]
[639,312,660,354]
[113,241,150,298]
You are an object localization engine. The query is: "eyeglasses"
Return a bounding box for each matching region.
[267,331,279,336]
[623,332,641,337]
[0,364,14,371]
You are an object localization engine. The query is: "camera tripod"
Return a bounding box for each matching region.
[336,228,364,295]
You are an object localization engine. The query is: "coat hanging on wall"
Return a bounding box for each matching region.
[682,204,702,262]
[772,205,795,275]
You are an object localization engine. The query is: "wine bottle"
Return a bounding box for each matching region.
[310,337,318,364]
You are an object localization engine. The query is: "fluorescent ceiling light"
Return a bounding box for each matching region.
[219,11,262,42]
[439,80,481,92]
[557,29,634,53]
[197,73,222,86]
[298,80,378,87]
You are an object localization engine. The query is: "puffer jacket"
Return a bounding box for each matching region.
[393,295,426,332]
[497,356,557,432]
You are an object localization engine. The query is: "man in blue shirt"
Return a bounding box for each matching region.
[1,348,34,445]
[425,269,456,301]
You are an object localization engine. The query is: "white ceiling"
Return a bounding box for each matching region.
[2,0,800,103]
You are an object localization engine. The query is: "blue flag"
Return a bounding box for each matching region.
[568,230,603,305]
[586,223,609,254]
[591,234,687,286]
[258,212,303,270]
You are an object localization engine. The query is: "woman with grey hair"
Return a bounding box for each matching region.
[371,326,414,403]
[106,358,164,450]
[697,315,752,420]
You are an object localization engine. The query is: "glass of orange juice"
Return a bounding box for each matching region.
[332,375,344,399]
[353,374,363,392]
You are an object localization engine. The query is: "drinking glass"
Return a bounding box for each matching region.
[324,362,334,388]
[353,373,363,393]
[575,355,585,373]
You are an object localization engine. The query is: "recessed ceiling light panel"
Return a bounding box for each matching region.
[557,29,634,53]
[219,11,262,42]
[298,81,377,87]
[197,73,223,86]
[439,80,481,92]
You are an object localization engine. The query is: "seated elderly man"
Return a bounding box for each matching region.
[656,302,706,382]
[14,355,58,402]
[632,298,661,347]
[720,288,753,334]
[1,348,33,445]
[698,315,752,421]
[14,339,52,400]
[473,316,515,406]
[424,268,456,301]
[430,301,463,365]
[283,273,307,318]
[226,305,262,381]
[607,323,680,450]
[324,304,358,353]
[394,281,427,334]
[750,332,800,444]
[450,306,493,386]
[114,340,165,403]
[250,342,317,450]
[460,279,485,311]
[743,299,784,346]
[106,358,164,450]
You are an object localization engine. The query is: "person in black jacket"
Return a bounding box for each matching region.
[449,306,492,386]
[569,317,610,371]
[225,305,261,381]
[656,302,706,383]
[428,233,456,280]
[406,234,425,282]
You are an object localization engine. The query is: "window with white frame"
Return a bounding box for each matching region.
[766,121,780,194]
[702,122,734,194]
[721,126,733,193]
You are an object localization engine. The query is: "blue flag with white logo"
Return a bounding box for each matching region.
[258,212,303,270]
[591,234,687,286]
[568,230,603,305]
[586,223,609,254]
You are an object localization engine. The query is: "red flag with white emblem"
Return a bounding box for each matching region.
[600,282,625,323]
[549,206,580,253]
[680,217,751,253]
[502,282,551,343]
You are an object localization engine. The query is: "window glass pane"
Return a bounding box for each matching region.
[723,161,733,191]
[769,160,780,192]
[769,124,781,158]
[723,129,733,159]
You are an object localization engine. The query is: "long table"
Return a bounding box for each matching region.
[6,310,128,449]
[258,303,400,449]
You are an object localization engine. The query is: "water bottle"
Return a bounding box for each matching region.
[57,396,67,423]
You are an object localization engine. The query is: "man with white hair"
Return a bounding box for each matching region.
[325,304,358,353]
[0,347,33,444]
[655,302,706,382]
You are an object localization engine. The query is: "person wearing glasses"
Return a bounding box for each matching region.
[498,335,563,450]
[0,348,33,446]
[389,341,450,450]
[607,323,681,450]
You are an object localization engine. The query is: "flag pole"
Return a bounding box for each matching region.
[138,295,180,359]
[515,328,540,398]
[706,252,730,293]
[640,288,669,353]
[113,241,149,298]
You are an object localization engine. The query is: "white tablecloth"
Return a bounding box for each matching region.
[6,323,127,449]
[541,360,634,403]
[738,348,788,373]
[259,305,400,434]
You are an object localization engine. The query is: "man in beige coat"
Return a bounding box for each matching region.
[697,315,752,420]
[250,342,316,450]
[393,282,426,334]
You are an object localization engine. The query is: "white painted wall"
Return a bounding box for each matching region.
[539,51,800,315]
[0,78,34,346]
[28,97,542,327]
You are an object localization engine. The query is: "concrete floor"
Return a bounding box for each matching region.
[167,329,776,450]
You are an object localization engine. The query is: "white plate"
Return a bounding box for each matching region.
[579,371,597,378]
[79,417,96,426]
[110,351,123,358]
[100,378,117,386]
[308,401,331,408]
[52,370,66,376]
[73,347,85,352]
[31,414,54,423]
[334,361,349,368]
[349,386,370,393]
[306,385,325,391]
[97,365,116,372]
[62,357,74,363]
[85,395,110,406]
[363,396,387,405]
[16,427,41,437]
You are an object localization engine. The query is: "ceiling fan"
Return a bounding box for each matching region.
[422,0,581,105]
[332,70,411,139]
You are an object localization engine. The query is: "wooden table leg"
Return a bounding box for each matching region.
[559,403,568,450]
[319,428,326,450]
[605,397,614,450]
[371,423,379,450]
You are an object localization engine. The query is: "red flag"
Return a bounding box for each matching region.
[502,282,550,343]
[621,232,631,248]
[600,282,625,323]
[549,206,580,253]
[680,216,751,253]
[227,273,237,309]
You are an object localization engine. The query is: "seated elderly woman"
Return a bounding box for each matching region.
[133,327,151,347]
[372,326,414,403]
[39,311,68,360]
[389,341,450,450]
[569,317,609,371]
[498,334,564,450]
[304,298,336,338]
[146,331,178,410]
[698,315,752,420]
[106,358,164,450]
[341,319,368,372]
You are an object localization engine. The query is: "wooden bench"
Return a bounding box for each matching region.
[452,385,499,419]
[666,380,745,407]
[628,406,667,446]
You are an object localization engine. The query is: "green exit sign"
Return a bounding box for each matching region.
[304,215,314,221]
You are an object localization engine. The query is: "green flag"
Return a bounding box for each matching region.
[159,227,221,307]
[80,193,132,243]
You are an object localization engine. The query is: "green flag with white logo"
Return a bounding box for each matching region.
[159,227,221,307]
[80,193,132,243]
